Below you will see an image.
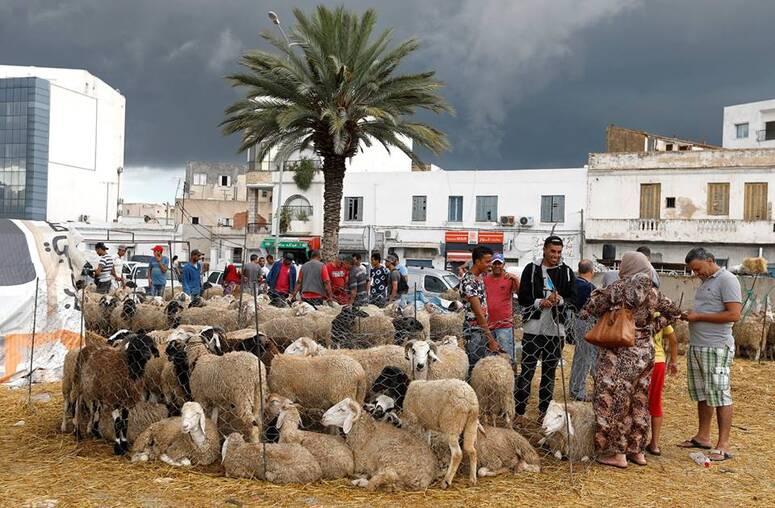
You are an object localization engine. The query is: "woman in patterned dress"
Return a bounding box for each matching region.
[580,251,682,468]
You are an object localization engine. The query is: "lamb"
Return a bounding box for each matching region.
[179,306,241,331]
[404,337,468,381]
[402,379,479,488]
[221,432,322,484]
[266,395,354,480]
[97,401,170,444]
[284,337,408,388]
[130,401,220,466]
[186,331,268,442]
[268,352,368,411]
[469,355,515,427]
[322,398,437,491]
[75,332,160,454]
[540,400,596,462]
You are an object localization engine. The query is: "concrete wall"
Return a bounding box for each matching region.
[722,99,775,149]
[186,161,247,201]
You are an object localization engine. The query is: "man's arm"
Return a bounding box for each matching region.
[159,257,168,273]
[467,295,501,352]
[181,267,191,294]
[687,302,742,324]
[324,279,333,302]
[517,264,534,307]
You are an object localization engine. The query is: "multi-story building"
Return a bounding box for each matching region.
[0,65,125,222]
[119,202,174,225]
[585,148,774,267]
[606,125,718,153]
[722,99,775,149]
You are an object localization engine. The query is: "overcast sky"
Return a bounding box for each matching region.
[2,0,775,203]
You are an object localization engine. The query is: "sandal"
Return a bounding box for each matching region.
[645,446,661,456]
[707,449,733,461]
[596,458,627,469]
[677,438,712,450]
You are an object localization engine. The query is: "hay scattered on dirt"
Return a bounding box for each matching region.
[1,358,774,507]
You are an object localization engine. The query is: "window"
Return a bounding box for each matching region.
[261,190,268,198]
[191,216,199,225]
[666,197,676,209]
[707,183,730,216]
[665,143,674,151]
[735,123,749,139]
[412,195,427,222]
[639,184,661,220]
[219,217,232,227]
[766,121,775,141]
[192,173,207,185]
[448,196,463,222]
[232,247,243,263]
[744,182,768,221]
[345,196,363,221]
[219,175,231,186]
[424,275,447,293]
[540,195,565,223]
[475,196,498,222]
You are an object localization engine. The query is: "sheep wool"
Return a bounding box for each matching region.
[222,433,322,484]
[98,401,169,444]
[733,316,771,361]
[259,317,317,348]
[429,312,464,341]
[540,401,595,463]
[469,355,515,427]
[179,307,241,332]
[429,338,469,381]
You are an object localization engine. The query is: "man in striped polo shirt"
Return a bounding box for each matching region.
[94,242,115,294]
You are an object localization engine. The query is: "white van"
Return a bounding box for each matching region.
[405,266,459,296]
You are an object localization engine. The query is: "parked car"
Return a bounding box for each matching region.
[406,266,459,296]
[126,263,179,294]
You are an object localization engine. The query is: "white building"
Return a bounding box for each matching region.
[722,99,775,149]
[0,65,126,222]
[585,149,775,267]
[262,143,587,270]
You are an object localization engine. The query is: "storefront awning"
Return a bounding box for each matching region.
[446,251,472,263]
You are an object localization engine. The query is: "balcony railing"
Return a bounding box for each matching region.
[586,218,772,244]
[757,129,775,142]
[281,205,313,220]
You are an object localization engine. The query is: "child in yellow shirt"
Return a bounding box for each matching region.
[646,325,678,455]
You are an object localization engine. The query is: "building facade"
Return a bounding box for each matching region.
[606,124,717,153]
[585,149,775,267]
[0,66,125,222]
[722,99,775,149]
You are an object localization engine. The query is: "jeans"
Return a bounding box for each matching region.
[569,318,598,401]
[515,333,564,416]
[96,280,112,294]
[491,328,515,364]
[149,284,165,297]
[464,322,490,375]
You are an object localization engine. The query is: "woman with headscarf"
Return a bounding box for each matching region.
[223,263,240,295]
[580,251,682,468]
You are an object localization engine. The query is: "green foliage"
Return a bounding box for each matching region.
[279,206,292,233]
[291,158,317,191]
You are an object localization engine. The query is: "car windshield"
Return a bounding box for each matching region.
[443,274,460,288]
[134,266,174,281]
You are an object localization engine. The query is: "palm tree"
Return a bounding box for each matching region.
[222,5,451,260]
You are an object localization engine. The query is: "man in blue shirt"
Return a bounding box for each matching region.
[148,245,169,296]
[182,249,203,297]
[569,259,598,401]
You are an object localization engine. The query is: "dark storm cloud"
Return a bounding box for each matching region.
[2,0,774,175]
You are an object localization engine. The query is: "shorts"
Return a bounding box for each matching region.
[648,361,666,417]
[687,345,734,407]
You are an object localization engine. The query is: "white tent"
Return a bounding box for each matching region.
[0,219,86,386]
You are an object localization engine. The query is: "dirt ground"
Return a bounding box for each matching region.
[1,357,774,507]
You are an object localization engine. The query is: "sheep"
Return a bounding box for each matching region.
[265,395,354,480]
[540,400,596,462]
[221,433,322,484]
[402,379,479,488]
[393,317,425,345]
[733,314,771,361]
[179,306,241,331]
[84,294,117,335]
[428,311,464,341]
[469,355,515,427]
[331,307,395,349]
[186,330,269,442]
[110,301,173,333]
[404,337,468,381]
[224,329,281,372]
[61,349,83,433]
[284,337,409,389]
[396,307,431,340]
[75,332,160,454]
[254,304,294,324]
[258,317,316,348]
[268,353,368,412]
[97,401,170,444]
[322,398,437,491]
[741,256,769,275]
[369,366,410,412]
[130,401,220,466]
[428,425,540,477]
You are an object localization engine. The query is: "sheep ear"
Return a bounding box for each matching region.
[404,340,415,360]
[429,343,440,363]
[198,406,207,435]
[566,415,575,437]
[277,410,286,430]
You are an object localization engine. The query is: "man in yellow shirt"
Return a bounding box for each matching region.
[646,325,678,455]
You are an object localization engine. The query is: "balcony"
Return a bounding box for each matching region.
[586,218,774,244]
[756,129,775,143]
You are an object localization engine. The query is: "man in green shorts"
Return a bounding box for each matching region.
[678,248,741,462]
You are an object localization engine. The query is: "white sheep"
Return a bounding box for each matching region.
[469,355,515,427]
[322,398,437,491]
[540,400,596,462]
[221,432,323,484]
[130,401,220,466]
[268,353,368,411]
[259,317,317,348]
[404,337,468,381]
[266,394,354,480]
[402,379,479,488]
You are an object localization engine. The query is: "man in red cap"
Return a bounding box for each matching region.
[148,245,169,296]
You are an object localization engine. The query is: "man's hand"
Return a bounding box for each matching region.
[686,311,700,322]
[539,299,554,309]
[487,338,505,354]
[667,361,678,376]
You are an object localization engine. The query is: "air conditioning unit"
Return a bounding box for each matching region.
[519,216,535,227]
[384,229,396,240]
[79,214,90,222]
[499,215,515,226]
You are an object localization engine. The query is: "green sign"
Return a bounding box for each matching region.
[261,238,309,250]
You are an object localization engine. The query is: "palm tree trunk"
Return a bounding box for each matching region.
[321,155,346,261]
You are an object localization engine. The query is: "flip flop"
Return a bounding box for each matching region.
[596,458,627,469]
[645,446,661,456]
[707,449,733,461]
[677,438,712,450]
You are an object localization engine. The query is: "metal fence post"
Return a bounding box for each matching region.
[28,277,40,407]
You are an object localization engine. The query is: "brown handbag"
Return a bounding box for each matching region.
[585,307,636,348]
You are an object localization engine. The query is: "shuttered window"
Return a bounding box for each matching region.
[707,183,730,216]
[475,196,498,222]
[540,195,565,223]
[744,183,768,221]
[412,195,427,222]
[639,184,661,219]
